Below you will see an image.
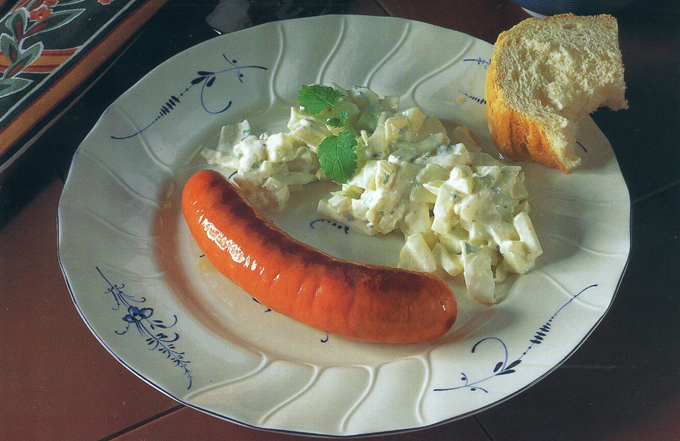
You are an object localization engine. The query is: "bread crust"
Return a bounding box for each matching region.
[485,53,575,173]
[485,13,622,174]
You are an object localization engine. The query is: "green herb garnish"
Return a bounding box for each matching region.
[326,110,349,128]
[298,85,359,183]
[298,84,344,115]
[464,242,478,254]
[318,130,358,184]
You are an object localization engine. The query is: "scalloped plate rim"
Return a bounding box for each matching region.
[57,14,631,437]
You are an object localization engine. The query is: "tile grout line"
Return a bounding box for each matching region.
[473,415,497,441]
[373,0,392,15]
[98,404,185,441]
[631,178,680,205]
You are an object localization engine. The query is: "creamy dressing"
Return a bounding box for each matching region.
[200,85,542,304]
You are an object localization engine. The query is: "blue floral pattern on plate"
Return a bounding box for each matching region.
[57,16,630,436]
[435,284,599,393]
[111,55,268,140]
[97,267,193,389]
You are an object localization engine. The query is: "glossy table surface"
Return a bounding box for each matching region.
[1,0,679,440]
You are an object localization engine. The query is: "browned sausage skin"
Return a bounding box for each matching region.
[182,169,457,343]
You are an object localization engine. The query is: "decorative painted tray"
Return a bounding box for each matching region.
[58,15,630,437]
[0,0,168,173]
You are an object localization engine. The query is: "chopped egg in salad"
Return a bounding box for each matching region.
[201,84,542,304]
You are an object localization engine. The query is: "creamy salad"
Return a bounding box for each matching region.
[201,84,542,304]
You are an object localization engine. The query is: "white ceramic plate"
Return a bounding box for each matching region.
[58,15,630,437]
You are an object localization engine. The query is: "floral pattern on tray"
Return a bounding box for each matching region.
[0,0,165,166]
[1,0,139,110]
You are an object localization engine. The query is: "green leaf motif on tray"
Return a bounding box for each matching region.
[4,8,27,41]
[0,3,85,98]
[24,8,84,38]
[0,77,31,96]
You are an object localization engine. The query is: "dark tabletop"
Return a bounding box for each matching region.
[0,0,678,439]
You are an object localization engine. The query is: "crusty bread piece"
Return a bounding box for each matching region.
[485,14,627,173]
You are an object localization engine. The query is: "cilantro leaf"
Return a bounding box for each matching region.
[298,85,344,115]
[318,130,358,184]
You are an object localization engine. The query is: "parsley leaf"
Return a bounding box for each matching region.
[298,84,344,115]
[318,130,358,184]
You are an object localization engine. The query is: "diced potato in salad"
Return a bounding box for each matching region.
[200,84,542,304]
